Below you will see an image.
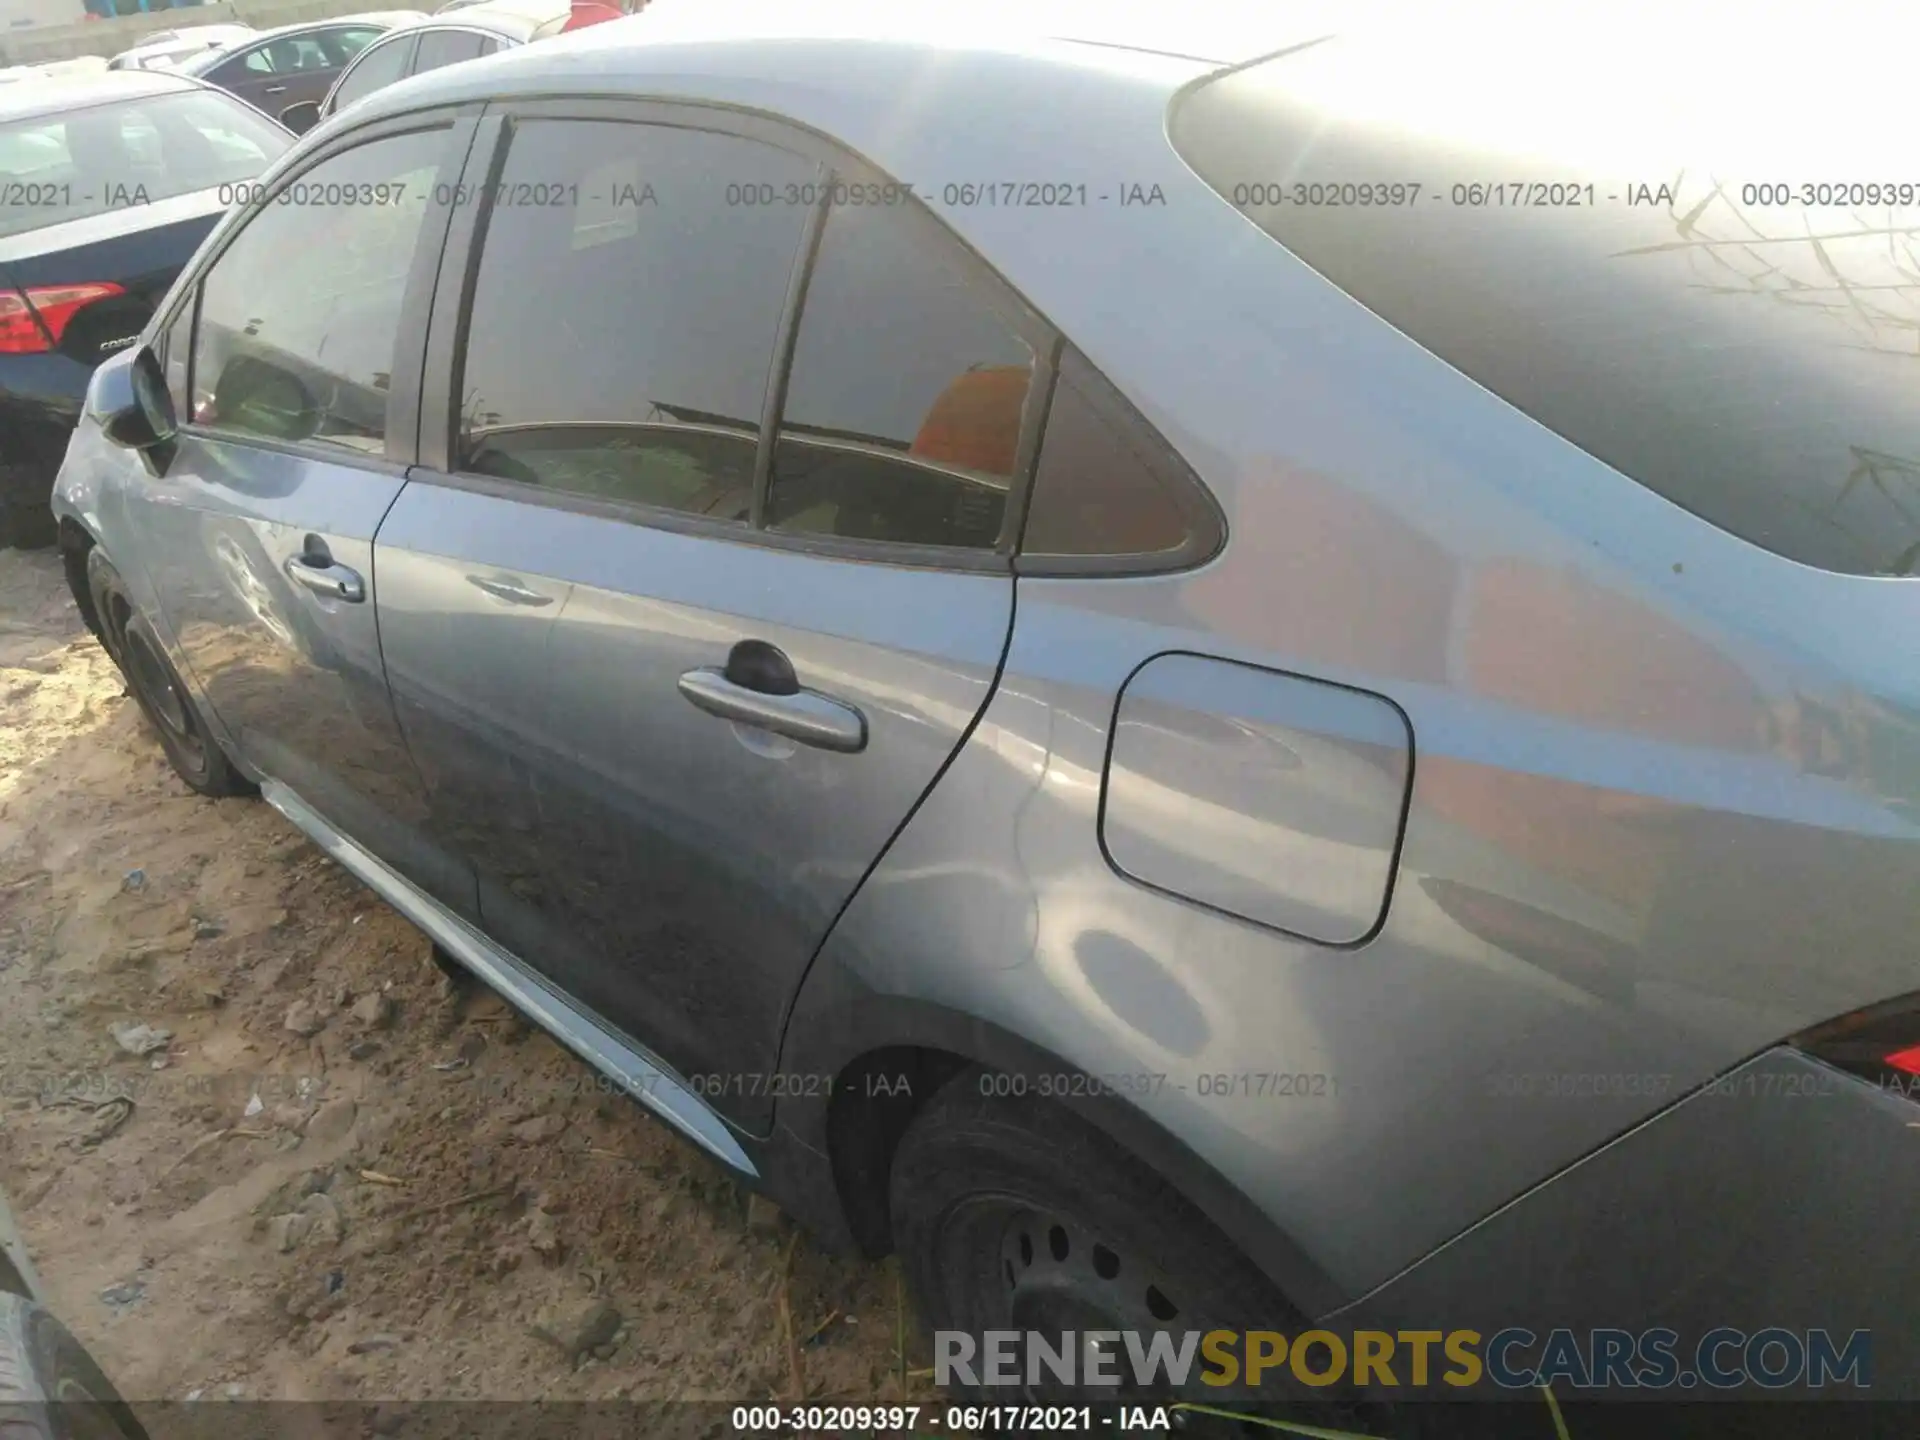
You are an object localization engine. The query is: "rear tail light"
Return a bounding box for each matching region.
[1791,993,1920,1091]
[0,282,126,354]
[0,289,48,353]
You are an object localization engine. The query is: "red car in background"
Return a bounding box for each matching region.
[561,0,640,30]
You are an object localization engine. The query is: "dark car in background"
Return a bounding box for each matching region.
[296,0,567,130]
[0,70,288,548]
[173,13,422,131]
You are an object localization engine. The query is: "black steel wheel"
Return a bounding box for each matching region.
[890,1070,1394,1434]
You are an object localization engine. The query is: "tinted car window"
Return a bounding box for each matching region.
[1171,30,1920,578]
[1021,346,1223,570]
[191,128,447,454]
[329,26,385,61]
[454,120,813,519]
[0,91,287,240]
[329,34,414,111]
[766,199,1036,551]
[411,28,486,73]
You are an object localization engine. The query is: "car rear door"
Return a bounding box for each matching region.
[210,32,336,117]
[376,104,1047,1130]
[130,110,479,919]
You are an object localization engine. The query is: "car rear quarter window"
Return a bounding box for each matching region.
[452,119,814,521]
[767,199,1037,552]
[411,29,486,75]
[1020,347,1225,574]
[191,127,448,454]
[331,26,386,61]
[1169,28,1920,578]
[0,92,287,241]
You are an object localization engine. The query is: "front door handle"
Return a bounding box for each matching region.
[285,553,364,602]
[677,668,868,754]
[466,574,552,607]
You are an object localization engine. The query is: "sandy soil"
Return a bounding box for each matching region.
[0,544,924,1414]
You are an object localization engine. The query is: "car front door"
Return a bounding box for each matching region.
[210,31,346,118]
[132,113,478,918]
[376,106,1046,1130]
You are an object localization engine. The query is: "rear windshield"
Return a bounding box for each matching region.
[0,90,288,241]
[1170,22,1920,578]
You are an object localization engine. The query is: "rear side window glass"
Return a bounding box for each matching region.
[453,119,814,520]
[331,35,414,111]
[767,199,1036,551]
[412,29,486,74]
[191,127,448,454]
[1170,30,1920,577]
[1020,347,1223,571]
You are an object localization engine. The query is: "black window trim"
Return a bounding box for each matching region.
[415,96,1062,575]
[150,104,482,475]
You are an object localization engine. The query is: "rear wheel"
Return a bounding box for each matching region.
[86,550,252,799]
[889,1071,1389,1431]
[0,1291,148,1440]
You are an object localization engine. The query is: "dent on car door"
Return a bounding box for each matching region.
[132,119,478,918]
[376,112,1038,1129]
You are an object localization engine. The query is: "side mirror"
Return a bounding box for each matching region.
[279,100,321,134]
[88,344,176,451]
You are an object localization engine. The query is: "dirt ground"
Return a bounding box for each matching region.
[0,544,922,1414]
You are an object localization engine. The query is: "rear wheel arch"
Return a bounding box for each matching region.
[785,994,1348,1319]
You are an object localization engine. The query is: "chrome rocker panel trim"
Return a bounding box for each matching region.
[260,778,759,1177]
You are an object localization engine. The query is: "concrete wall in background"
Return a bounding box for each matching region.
[0,0,389,65]
[0,0,85,41]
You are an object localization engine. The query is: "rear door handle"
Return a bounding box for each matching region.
[466,574,553,607]
[264,84,288,94]
[285,554,364,602]
[677,668,867,754]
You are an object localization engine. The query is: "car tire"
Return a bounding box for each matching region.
[889,1070,1388,1427]
[85,550,253,800]
[0,1291,149,1440]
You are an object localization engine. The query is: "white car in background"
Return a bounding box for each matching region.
[107,24,256,72]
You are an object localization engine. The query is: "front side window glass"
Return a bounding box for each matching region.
[191,128,447,454]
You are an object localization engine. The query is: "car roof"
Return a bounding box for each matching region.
[343,0,1347,125]
[0,66,200,124]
